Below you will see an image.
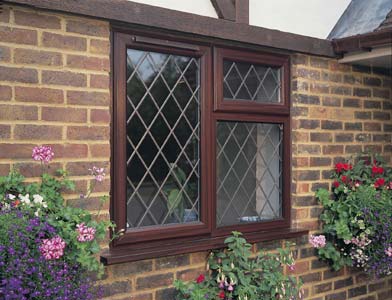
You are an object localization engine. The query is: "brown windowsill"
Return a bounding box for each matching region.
[101,227,308,265]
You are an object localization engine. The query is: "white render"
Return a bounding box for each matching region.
[249,0,351,39]
[128,0,218,18]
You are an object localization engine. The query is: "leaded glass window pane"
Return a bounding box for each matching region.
[216,121,283,227]
[126,48,201,229]
[223,60,281,103]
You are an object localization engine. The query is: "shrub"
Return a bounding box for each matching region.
[0,146,115,299]
[174,232,303,300]
[313,155,392,276]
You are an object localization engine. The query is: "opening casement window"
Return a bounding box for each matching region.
[108,30,300,263]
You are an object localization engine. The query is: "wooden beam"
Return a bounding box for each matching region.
[4,0,336,57]
[235,0,249,24]
[211,0,235,21]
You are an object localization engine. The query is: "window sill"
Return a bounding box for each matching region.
[100,227,308,265]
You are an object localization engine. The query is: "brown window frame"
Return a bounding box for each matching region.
[105,29,305,264]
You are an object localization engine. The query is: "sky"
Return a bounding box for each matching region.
[128,0,352,39]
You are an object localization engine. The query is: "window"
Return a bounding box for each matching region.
[109,30,295,262]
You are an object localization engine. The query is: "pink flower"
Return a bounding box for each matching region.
[89,166,106,182]
[288,263,295,271]
[76,223,96,242]
[32,145,54,163]
[39,236,66,260]
[385,247,392,257]
[333,181,340,188]
[309,235,326,249]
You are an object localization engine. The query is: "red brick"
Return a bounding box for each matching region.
[0,26,37,45]
[156,254,190,270]
[111,260,153,278]
[14,125,62,140]
[90,144,110,158]
[65,160,104,176]
[90,39,110,54]
[0,6,10,22]
[136,273,173,290]
[310,57,329,68]
[101,280,132,298]
[42,32,87,51]
[51,144,88,158]
[90,74,109,89]
[0,66,38,84]
[14,10,61,29]
[66,19,109,37]
[0,45,10,62]
[66,55,109,71]
[42,70,87,87]
[67,91,109,106]
[0,144,36,159]
[67,126,109,141]
[16,162,62,177]
[0,105,38,120]
[177,267,205,281]
[91,109,110,123]
[67,196,109,211]
[42,107,87,123]
[329,61,351,72]
[323,145,344,155]
[0,164,10,176]
[15,87,63,104]
[14,49,62,66]
[0,85,12,101]
[0,125,11,139]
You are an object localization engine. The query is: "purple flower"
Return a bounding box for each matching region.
[89,166,106,182]
[309,234,326,248]
[32,145,54,163]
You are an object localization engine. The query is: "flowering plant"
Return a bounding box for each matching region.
[313,155,392,276]
[174,232,303,300]
[0,146,116,299]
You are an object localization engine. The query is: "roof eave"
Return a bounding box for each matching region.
[332,28,392,54]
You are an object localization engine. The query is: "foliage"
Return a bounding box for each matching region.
[0,146,116,299]
[314,155,392,276]
[174,232,303,300]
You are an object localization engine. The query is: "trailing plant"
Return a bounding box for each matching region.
[312,154,392,276]
[174,231,303,300]
[0,146,117,299]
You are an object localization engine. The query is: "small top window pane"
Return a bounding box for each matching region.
[223,60,281,103]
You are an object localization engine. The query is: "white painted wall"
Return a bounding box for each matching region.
[128,0,218,18]
[249,0,351,39]
[127,0,350,39]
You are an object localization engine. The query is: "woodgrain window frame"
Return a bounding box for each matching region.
[104,29,305,265]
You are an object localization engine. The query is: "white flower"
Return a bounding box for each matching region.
[19,194,31,205]
[32,194,48,208]
[33,194,44,204]
[34,208,41,217]
[8,194,16,200]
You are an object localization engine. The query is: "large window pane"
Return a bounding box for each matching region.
[223,60,281,103]
[216,121,283,227]
[126,48,201,229]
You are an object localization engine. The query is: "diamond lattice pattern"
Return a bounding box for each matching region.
[216,122,283,227]
[125,48,201,229]
[223,60,281,103]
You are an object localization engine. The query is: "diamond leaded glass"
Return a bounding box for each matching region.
[216,121,283,227]
[126,48,200,229]
[223,60,281,103]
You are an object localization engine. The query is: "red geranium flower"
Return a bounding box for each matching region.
[374,178,385,189]
[218,291,225,299]
[341,175,348,183]
[335,162,352,173]
[333,181,340,188]
[196,274,205,284]
[372,166,384,175]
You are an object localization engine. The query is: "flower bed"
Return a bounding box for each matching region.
[0,146,115,299]
[312,155,392,276]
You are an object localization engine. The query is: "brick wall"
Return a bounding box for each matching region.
[0,4,391,300]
